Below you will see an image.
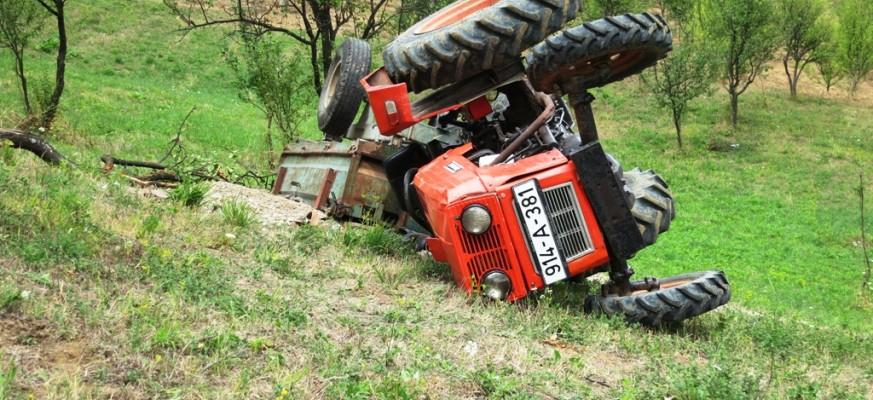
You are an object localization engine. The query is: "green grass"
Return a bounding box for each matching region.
[0,360,16,400]
[220,199,256,228]
[0,0,871,398]
[170,181,209,208]
[591,83,873,330]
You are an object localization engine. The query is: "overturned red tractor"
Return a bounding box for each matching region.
[314,1,730,326]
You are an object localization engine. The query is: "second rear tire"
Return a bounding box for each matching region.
[383,0,578,93]
[526,13,672,93]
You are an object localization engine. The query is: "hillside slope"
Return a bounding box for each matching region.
[0,0,871,398]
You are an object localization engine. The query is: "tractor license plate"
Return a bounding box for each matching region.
[512,180,568,285]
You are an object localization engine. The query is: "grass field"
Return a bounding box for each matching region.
[0,0,871,398]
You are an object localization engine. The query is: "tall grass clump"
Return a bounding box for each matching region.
[171,181,208,207]
[221,199,255,228]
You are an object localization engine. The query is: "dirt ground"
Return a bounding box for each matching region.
[201,181,326,227]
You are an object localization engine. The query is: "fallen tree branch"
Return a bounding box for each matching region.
[159,106,195,166]
[123,174,179,189]
[0,129,62,165]
[100,155,167,170]
[138,170,181,183]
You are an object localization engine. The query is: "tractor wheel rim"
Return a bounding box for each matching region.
[319,60,342,111]
[630,278,691,296]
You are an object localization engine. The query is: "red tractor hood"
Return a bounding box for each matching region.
[414,143,569,207]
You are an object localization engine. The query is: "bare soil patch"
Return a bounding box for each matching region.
[202,181,325,226]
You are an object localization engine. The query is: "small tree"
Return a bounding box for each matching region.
[226,30,311,167]
[815,33,842,93]
[777,0,828,98]
[655,0,696,30]
[837,0,873,96]
[583,0,647,19]
[396,0,452,33]
[0,0,43,116]
[703,0,778,127]
[34,0,68,129]
[644,39,716,148]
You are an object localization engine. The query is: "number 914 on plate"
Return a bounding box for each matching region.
[512,179,568,285]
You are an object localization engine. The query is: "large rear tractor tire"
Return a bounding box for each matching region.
[625,167,674,246]
[318,38,372,141]
[584,271,732,326]
[383,0,579,93]
[526,13,672,93]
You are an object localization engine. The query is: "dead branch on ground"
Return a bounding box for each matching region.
[0,128,62,165]
[100,154,167,170]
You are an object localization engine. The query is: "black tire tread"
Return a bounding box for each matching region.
[624,167,675,246]
[318,38,372,141]
[383,0,578,93]
[584,271,732,326]
[526,12,672,92]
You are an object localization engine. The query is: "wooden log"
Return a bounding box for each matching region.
[138,170,181,183]
[100,154,166,170]
[0,129,62,165]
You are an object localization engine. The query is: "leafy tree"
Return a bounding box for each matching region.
[166,0,391,93]
[396,0,452,33]
[816,44,842,93]
[837,0,873,96]
[34,0,69,129]
[655,0,695,29]
[644,30,716,148]
[777,0,828,98]
[0,0,44,116]
[583,0,648,19]
[226,29,311,167]
[703,0,778,127]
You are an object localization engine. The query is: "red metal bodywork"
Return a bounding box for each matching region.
[360,68,491,135]
[414,144,610,301]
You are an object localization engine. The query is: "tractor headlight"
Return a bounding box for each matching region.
[461,204,491,235]
[482,271,511,301]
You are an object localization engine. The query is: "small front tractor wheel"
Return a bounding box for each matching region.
[584,271,731,326]
[383,0,578,93]
[526,13,672,93]
[318,38,372,141]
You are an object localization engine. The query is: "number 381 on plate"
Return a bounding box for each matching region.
[512,180,568,285]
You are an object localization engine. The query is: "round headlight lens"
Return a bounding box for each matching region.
[461,204,491,235]
[482,271,511,301]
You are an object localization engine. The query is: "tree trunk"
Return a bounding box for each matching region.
[308,41,321,93]
[672,110,683,149]
[266,115,276,170]
[730,91,739,128]
[783,55,796,99]
[41,0,67,129]
[13,51,32,115]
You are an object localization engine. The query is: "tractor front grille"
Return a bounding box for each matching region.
[457,224,512,278]
[542,183,593,261]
